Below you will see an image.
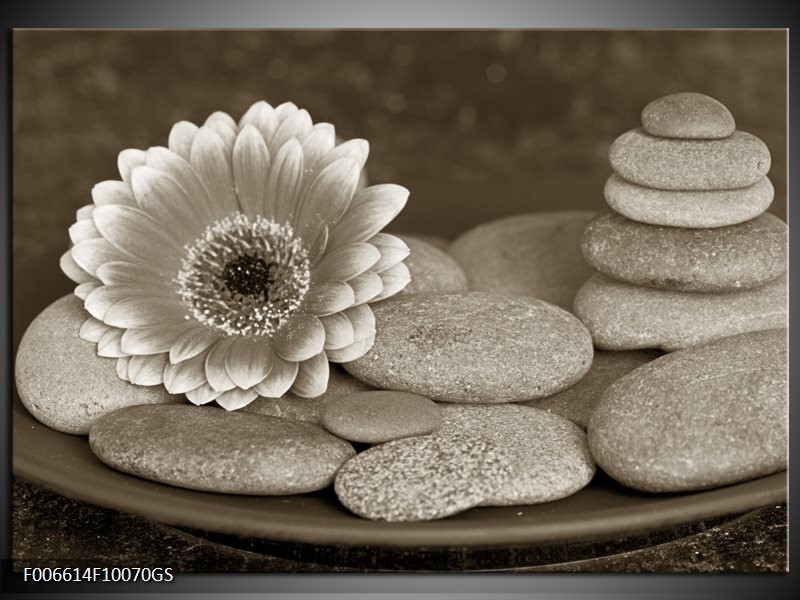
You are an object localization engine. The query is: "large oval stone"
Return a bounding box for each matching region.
[609,128,770,190]
[450,211,596,309]
[344,292,593,403]
[588,329,787,492]
[397,234,467,295]
[89,404,355,494]
[581,212,787,292]
[523,350,661,430]
[604,174,773,229]
[573,272,787,352]
[15,295,180,435]
[641,92,736,139]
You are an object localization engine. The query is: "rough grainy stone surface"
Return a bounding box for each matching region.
[604,174,774,229]
[321,391,442,443]
[396,234,467,295]
[581,212,787,292]
[641,92,736,139]
[449,211,597,309]
[522,350,661,430]
[241,365,373,424]
[397,232,451,252]
[436,404,595,505]
[334,433,513,521]
[344,292,594,403]
[588,329,787,493]
[573,272,787,352]
[15,295,180,435]
[609,128,770,190]
[89,404,355,495]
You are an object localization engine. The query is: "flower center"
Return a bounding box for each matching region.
[176,213,310,337]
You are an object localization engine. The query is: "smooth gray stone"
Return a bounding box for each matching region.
[588,329,787,492]
[609,128,770,190]
[396,234,467,295]
[89,404,355,494]
[345,292,593,403]
[572,272,787,352]
[641,92,736,139]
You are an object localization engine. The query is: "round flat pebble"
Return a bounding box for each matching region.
[588,329,787,493]
[581,212,787,292]
[89,404,355,494]
[604,174,774,228]
[396,234,467,295]
[450,211,597,309]
[344,292,593,403]
[609,128,770,190]
[436,404,595,506]
[334,433,513,521]
[573,272,787,352]
[641,92,736,139]
[242,364,373,424]
[15,295,180,435]
[321,391,442,443]
[523,350,661,430]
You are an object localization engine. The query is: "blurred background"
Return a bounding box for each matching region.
[13,30,787,335]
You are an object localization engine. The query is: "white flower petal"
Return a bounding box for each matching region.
[96,261,164,286]
[116,357,131,381]
[343,303,376,341]
[69,219,101,245]
[290,351,329,398]
[91,181,136,207]
[373,262,411,300]
[302,281,355,316]
[274,314,326,362]
[369,233,411,273]
[270,109,312,151]
[168,120,199,160]
[185,382,221,405]
[274,101,299,123]
[310,242,380,283]
[327,184,409,248]
[76,204,95,221]
[70,239,130,278]
[79,316,112,343]
[75,282,101,300]
[320,312,355,350]
[326,335,375,363]
[117,149,146,183]
[215,387,259,411]
[233,125,270,218]
[307,225,329,268]
[204,111,238,150]
[204,338,238,392]
[294,157,360,244]
[127,353,169,386]
[164,349,211,394]
[120,321,197,355]
[347,270,383,305]
[301,123,336,172]
[103,296,188,329]
[189,126,239,217]
[224,337,274,390]
[97,328,127,358]
[60,249,96,284]
[254,355,299,398]
[170,327,222,364]
[238,101,278,142]
[265,138,304,223]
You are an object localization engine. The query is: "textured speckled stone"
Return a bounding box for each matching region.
[589,329,787,492]
[581,212,787,292]
[334,433,512,521]
[604,174,774,228]
[321,391,442,443]
[641,92,736,139]
[344,292,593,403]
[449,211,596,309]
[523,350,661,430]
[436,404,595,505]
[15,295,180,435]
[241,365,373,424]
[89,404,355,494]
[573,272,787,352]
[609,128,770,190]
[396,235,467,295]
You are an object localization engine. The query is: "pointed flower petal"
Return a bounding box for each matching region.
[130,165,206,241]
[254,355,298,398]
[311,242,380,283]
[295,157,360,244]
[116,357,131,381]
[74,282,101,300]
[164,349,211,394]
[215,387,259,411]
[274,315,325,362]
[290,351,329,398]
[185,382,221,405]
[168,120,199,160]
[327,184,409,248]
[320,312,355,350]
[347,270,383,305]
[265,138,303,223]
[79,316,111,343]
[233,125,270,218]
[271,108,312,151]
[120,321,196,355]
[204,338,238,392]
[97,328,127,358]
[128,353,169,386]
[302,281,355,316]
[189,126,238,216]
[326,335,375,363]
[92,180,136,207]
[238,100,278,142]
[170,327,221,364]
[61,249,96,284]
[373,262,411,300]
[117,149,146,183]
[224,337,274,389]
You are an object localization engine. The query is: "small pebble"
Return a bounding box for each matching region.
[641,92,736,139]
[89,404,355,494]
[321,390,442,443]
[396,234,467,295]
[588,329,787,492]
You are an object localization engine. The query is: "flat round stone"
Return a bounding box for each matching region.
[641,92,735,139]
[436,404,595,506]
[89,404,355,494]
[242,364,373,424]
[397,234,467,295]
[523,350,661,430]
[334,433,512,521]
[588,329,787,492]
[321,391,442,443]
[573,272,787,352]
[15,295,180,435]
[344,292,593,403]
[609,128,770,190]
[450,211,597,309]
[581,212,787,292]
[604,174,774,228]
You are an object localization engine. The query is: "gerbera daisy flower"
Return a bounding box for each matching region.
[60,101,411,410]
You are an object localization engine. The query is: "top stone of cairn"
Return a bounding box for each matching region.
[641,92,735,139]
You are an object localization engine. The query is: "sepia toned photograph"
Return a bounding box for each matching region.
[11,29,787,574]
